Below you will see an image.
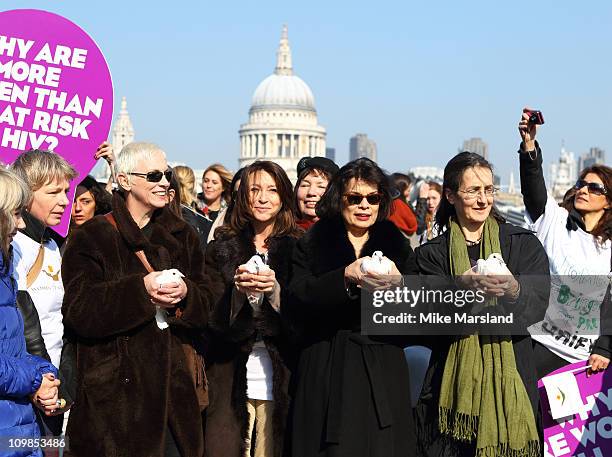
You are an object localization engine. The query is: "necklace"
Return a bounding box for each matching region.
[465,235,482,247]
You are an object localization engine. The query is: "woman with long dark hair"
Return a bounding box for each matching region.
[517,107,612,378]
[204,161,301,457]
[415,151,549,457]
[286,158,418,457]
[70,176,112,227]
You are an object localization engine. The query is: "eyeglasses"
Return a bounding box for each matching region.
[457,186,498,201]
[344,193,382,206]
[129,169,173,183]
[575,179,607,196]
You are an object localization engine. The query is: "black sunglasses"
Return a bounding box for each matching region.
[344,193,382,206]
[129,169,173,183]
[575,179,607,196]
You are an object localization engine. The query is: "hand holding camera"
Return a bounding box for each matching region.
[518,107,544,152]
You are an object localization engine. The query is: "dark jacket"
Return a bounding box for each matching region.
[1,251,57,457]
[61,192,223,457]
[181,204,212,253]
[204,228,298,457]
[285,217,418,457]
[414,223,550,457]
[17,290,50,362]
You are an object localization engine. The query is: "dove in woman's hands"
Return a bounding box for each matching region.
[472,253,519,298]
[360,251,392,275]
[153,269,185,329]
[240,255,271,305]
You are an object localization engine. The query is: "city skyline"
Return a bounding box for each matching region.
[5,0,610,181]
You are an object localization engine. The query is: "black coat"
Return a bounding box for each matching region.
[285,217,418,457]
[204,229,298,457]
[414,222,550,457]
[181,204,212,253]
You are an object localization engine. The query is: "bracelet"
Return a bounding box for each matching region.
[346,283,359,299]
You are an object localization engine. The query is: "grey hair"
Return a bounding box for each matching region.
[0,166,32,259]
[115,142,166,187]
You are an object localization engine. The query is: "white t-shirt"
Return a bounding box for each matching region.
[246,340,274,401]
[527,196,611,363]
[12,231,64,368]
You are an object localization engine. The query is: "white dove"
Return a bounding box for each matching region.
[154,269,185,330]
[360,251,392,275]
[244,255,270,305]
[475,253,512,276]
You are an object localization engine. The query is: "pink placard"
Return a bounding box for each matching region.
[0,9,113,236]
[539,361,612,457]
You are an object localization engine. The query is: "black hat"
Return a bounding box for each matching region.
[296,156,339,178]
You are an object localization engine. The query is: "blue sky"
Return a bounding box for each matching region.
[4,1,611,183]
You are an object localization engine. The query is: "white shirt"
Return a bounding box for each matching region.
[246,340,274,401]
[12,231,64,368]
[527,196,611,363]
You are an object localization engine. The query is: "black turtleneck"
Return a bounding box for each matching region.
[20,211,66,248]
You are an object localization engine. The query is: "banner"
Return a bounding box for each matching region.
[0,9,113,236]
[540,361,612,457]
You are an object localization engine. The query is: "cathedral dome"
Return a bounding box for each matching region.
[249,25,316,113]
[251,74,315,112]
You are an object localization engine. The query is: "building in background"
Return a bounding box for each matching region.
[95,96,134,181]
[461,137,488,161]
[549,147,577,200]
[409,166,444,182]
[325,147,336,162]
[578,147,606,171]
[238,25,326,182]
[349,133,377,162]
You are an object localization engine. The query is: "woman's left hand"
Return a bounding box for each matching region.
[157,279,188,305]
[482,275,520,300]
[460,270,520,300]
[94,141,115,164]
[362,258,403,291]
[587,354,610,377]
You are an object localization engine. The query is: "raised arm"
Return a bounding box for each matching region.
[518,107,548,221]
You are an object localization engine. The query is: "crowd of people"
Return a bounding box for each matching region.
[0,107,610,457]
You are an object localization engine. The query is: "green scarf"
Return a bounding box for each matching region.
[438,217,540,457]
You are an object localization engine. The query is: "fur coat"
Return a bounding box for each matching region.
[204,228,298,457]
[61,192,223,457]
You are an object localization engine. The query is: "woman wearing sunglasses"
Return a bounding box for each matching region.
[517,107,612,380]
[285,158,418,457]
[61,142,223,457]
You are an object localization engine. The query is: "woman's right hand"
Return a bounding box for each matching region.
[518,107,537,152]
[344,258,365,287]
